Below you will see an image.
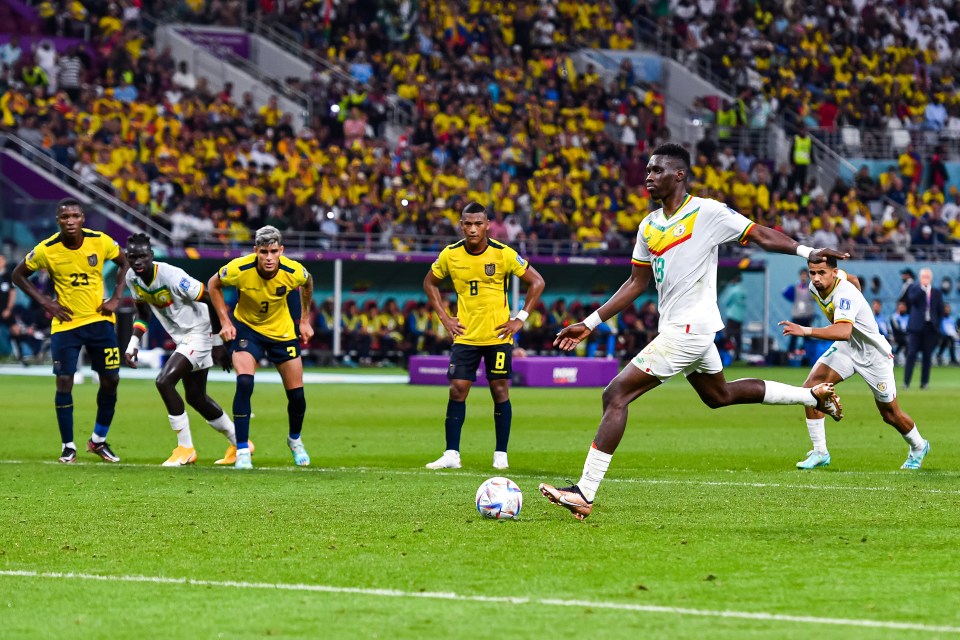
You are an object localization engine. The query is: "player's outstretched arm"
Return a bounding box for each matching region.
[299,272,315,343]
[98,249,130,315]
[555,263,652,351]
[424,270,465,337]
[124,301,152,368]
[207,272,235,341]
[745,224,850,262]
[779,319,853,342]
[496,265,546,340]
[11,260,72,322]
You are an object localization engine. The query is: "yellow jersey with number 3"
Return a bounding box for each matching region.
[431,238,528,346]
[218,254,308,341]
[24,229,120,333]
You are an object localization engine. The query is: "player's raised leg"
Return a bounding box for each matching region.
[277,355,309,466]
[687,371,842,419]
[540,363,662,520]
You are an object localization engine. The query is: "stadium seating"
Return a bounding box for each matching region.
[1,0,958,264]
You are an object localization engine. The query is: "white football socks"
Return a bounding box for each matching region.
[762,381,818,407]
[903,425,925,452]
[169,413,193,449]
[806,417,827,453]
[206,413,237,445]
[577,445,613,502]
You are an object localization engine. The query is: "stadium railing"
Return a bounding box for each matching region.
[0,133,172,244]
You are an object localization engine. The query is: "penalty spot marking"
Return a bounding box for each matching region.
[0,459,958,496]
[0,569,957,634]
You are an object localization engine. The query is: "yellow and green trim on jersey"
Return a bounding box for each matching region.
[643,207,700,256]
[813,279,844,322]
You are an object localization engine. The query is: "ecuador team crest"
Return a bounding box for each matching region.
[87,254,98,266]
[484,263,496,276]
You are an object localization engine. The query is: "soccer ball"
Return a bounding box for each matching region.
[475,477,523,520]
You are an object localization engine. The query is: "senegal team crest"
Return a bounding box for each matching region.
[484,263,495,276]
[87,254,98,266]
[673,224,687,237]
[276,286,287,296]
[877,382,887,392]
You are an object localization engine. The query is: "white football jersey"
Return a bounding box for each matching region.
[126,261,212,343]
[632,195,754,334]
[809,270,892,357]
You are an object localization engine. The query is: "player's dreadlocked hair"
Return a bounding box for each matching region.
[255,225,283,246]
[127,232,151,248]
[461,201,487,217]
[652,143,691,172]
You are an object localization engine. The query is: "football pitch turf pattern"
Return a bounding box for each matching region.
[1,368,959,639]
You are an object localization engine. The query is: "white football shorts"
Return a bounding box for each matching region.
[630,331,722,381]
[174,332,215,372]
[816,340,897,403]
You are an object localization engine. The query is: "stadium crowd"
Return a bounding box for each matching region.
[1,0,960,262]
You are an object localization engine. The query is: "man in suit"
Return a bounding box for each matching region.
[900,267,945,389]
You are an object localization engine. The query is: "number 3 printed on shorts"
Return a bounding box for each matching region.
[286,346,297,358]
[104,347,120,368]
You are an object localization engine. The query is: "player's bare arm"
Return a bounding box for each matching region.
[207,272,235,341]
[555,263,652,351]
[424,270,465,337]
[779,319,853,341]
[299,272,315,343]
[11,260,73,322]
[98,249,130,316]
[745,224,850,262]
[124,301,153,368]
[496,265,545,340]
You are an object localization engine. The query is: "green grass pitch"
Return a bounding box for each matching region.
[1,367,959,639]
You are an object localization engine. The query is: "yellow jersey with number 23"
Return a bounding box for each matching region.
[24,229,120,334]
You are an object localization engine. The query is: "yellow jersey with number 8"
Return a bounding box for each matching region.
[218,254,309,341]
[24,229,120,334]
[431,239,528,346]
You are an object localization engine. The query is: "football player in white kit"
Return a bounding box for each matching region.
[780,255,930,471]
[123,234,241,466]
[540,143,849,520]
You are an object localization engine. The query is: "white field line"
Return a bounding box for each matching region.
[0,569,957,634]
[1,459,958,496]
[0,365,407,385]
